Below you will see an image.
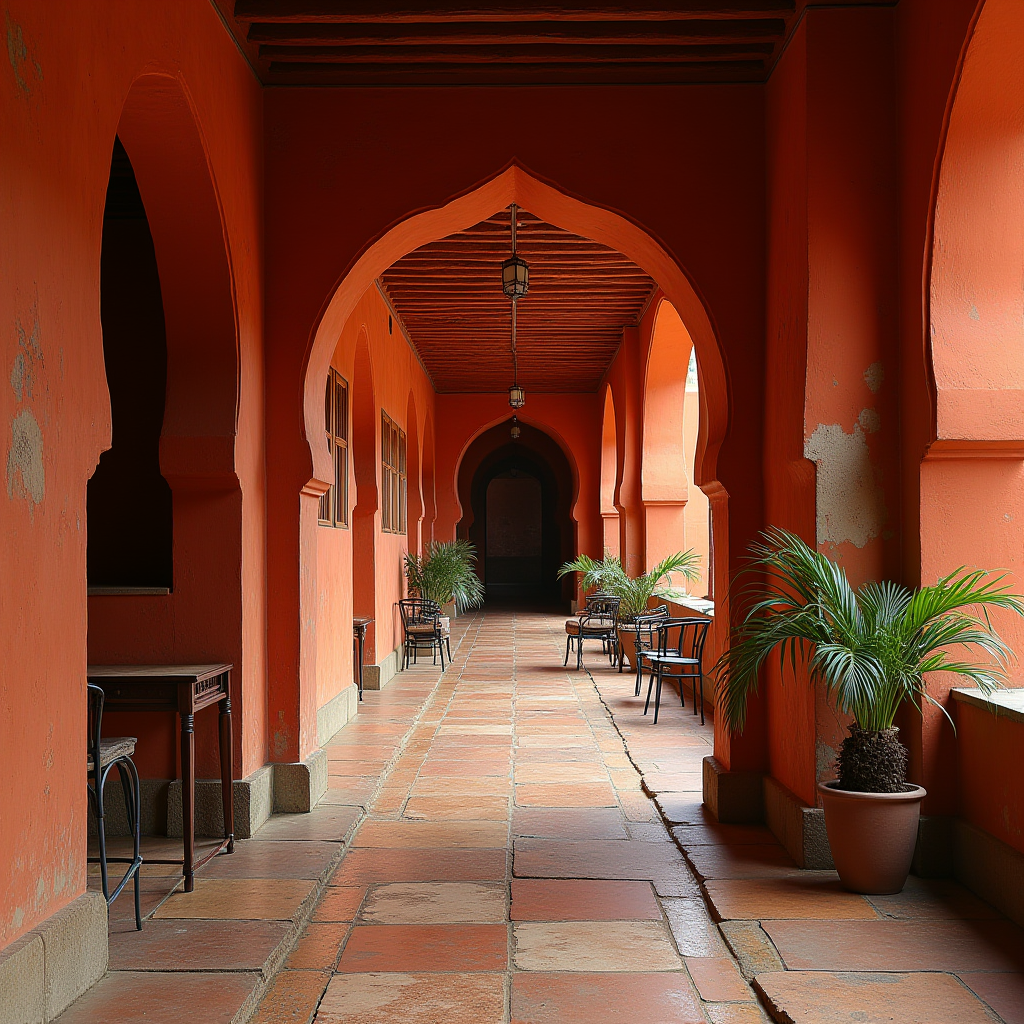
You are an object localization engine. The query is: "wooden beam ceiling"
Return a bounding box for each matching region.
[216,1,814,85]
[380,209,656,394]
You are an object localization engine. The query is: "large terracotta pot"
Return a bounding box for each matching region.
[617,628,638,670]
[817,781,926,895]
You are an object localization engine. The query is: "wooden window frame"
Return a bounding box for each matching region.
[381,411,408,534]
[318,368,349,528]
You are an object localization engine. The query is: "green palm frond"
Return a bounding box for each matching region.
[714,528,1024,733]
[405,540,484,613]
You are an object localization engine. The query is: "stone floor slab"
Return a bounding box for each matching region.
[510,879,662,921]
[316,972,505,1023]
[338,924,508,972]
[513,920,682,971]
[360,882,506,924]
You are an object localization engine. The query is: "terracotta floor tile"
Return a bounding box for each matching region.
[672,824,776,847]
[868,877,1002,920]
[53,971,259,1024]
[286,922,351,970]
[755,970,998,1023]
[108,918,290,971]
[513,763,609,784]
[338,924,508,972]
[249,970,332,1024]
[412,777,512,797]
[705,877,878,921]
[685,844,800,880]
[403,795,510,820]
[513,920,681,971]
[514,783,618,807]
[152,878,316,920]
[198,839,340,880]
[764,918,1024,972]
[663,897,728,956]
[684,956,752,1002]
[958,971,1024,1024]
[315,972,505,1024]
[511,807,628,840]
[314,886,367,922]
[618,791,661,821]
[352,820,508,848]
[254,805,362,842]
[360,882,506,924]
[511,879,661,921]
[704,1004,771,1024]
[513,838,691,881]
[511,972,704,1023]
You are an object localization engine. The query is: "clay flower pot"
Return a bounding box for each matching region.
[817,781,926,895]
[617,628,638,670]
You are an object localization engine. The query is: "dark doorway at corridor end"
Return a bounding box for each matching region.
[457,420,575,609]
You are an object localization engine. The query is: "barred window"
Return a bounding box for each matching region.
[381,411,407,534]
[318,369,349,528]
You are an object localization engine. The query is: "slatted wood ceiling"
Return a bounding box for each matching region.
[215,1,813,86]
[380,208,655,394]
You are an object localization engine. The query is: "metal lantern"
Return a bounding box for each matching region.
[501,254,529,299]
[510,417,521,441]
[508,384,526,409]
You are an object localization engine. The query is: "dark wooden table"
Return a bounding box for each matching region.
[86,663,234,891]
[353,618,372,701]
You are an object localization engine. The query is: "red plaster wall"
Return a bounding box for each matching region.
[0,0,263,951]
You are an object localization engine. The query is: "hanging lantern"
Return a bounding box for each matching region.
[501,254,529,299]
[510,417,521,441]
[508,384,526,409]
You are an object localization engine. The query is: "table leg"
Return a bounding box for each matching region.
[219,695,235,854]
[357,632,364,701]
[181,713,195,892]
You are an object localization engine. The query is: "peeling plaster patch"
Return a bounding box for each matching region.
[863,362,884,394]
[857,408,881,434]
[11,307,42,402]
[5,12,41,97]
[804,416,885,549]
[816,739,837,781]
[7,409,45,512]
[11,907,23,931]
[969,303,981,322]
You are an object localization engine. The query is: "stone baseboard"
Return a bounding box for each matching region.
[953,818,1024,928]
[0,891,107,1024]
[914,815,954,878]
[273,748,329,814]
[702,756,764,824]
[763,775,833,869]
[317,684,360,746]
[168,765,274,841]
[87,778,169,839]
[363,645,402,691]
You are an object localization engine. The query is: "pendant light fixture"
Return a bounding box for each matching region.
[504,203,528,409]
[510,415,521,441]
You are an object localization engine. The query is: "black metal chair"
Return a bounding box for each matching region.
[564,596,621,671]
[619,604,670,695]
[399,598,451,670]
[585,592,619,665]
[87,684,143,930]
[639,617,711,724]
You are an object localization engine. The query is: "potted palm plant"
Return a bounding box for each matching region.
[558,551,702,669]
[404,539,485,617]
[715,528,1024,894]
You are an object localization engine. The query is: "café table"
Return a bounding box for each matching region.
[353,618,372,700]
[86,663,234,891]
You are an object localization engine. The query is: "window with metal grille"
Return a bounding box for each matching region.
[381,411,407,534]
[318,369,349,528]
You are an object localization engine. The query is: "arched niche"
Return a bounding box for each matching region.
[87,73,243,782]
[406,392,423,557]
[351,330,378,658]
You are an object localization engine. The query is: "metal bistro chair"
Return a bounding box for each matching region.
[87,684,143,930]
[640,617,711,725]
[564,596,621,671]
[399,598,452,670]
[620,604,670,695]
[585,591,618,666]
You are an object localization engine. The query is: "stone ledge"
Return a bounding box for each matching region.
[953,817,1024,929]
[168,765,274,840]
[763,775,833,870]
[703,755,764,824]
[0,891,108,1024]
[274,748,329,814]
[952,685,1024,724]
[317,683,359,746]
[362,644,402,691]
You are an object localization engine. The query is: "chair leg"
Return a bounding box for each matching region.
[120,759,143,930]
[577,637,584,671]
[697,673,705,725]
[654,669,664,724]
[634,659,643,698]
[564,635,571,666]
[446,638,452,661]
[439,638,446,671]
[95,770,110,901]
[643,671,654,715]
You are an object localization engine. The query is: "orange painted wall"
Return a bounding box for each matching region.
[316,285,435,691]
[0,0,263,951]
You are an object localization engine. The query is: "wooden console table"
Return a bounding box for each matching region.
[86,663,234,891]
[353,618,372,701]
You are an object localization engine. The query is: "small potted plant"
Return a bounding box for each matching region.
[715,528,1023,894]
[404,539,485,619]
[558,551,702,669]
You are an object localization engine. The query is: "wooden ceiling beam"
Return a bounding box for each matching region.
[259,42,773,63]
[235,2,795,23]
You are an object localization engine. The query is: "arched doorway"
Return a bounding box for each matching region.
[457,419,575,607]
[642,299,711,596]
[87,75,244,786]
